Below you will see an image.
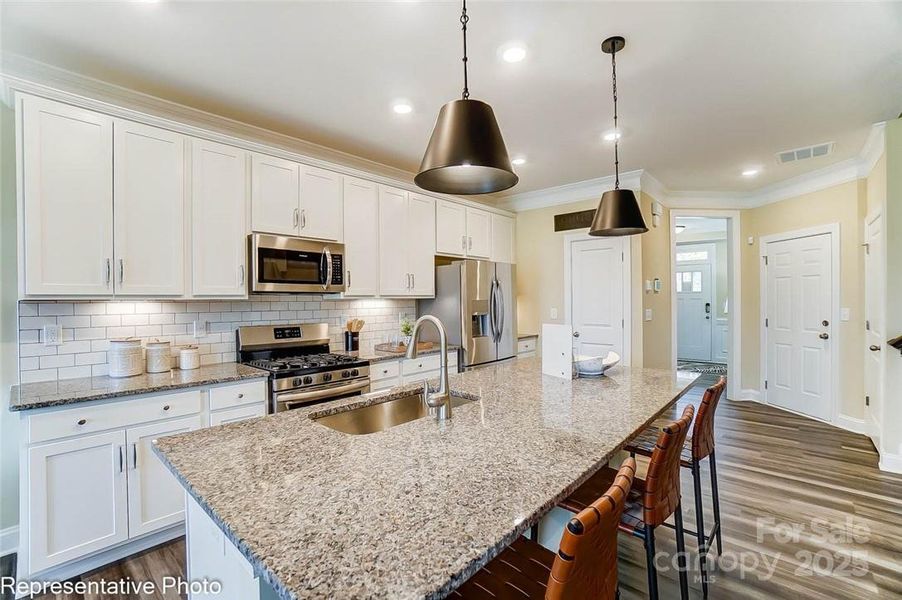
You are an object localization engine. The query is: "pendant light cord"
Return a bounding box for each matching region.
[460,0,470,100]
[611,46,620,189]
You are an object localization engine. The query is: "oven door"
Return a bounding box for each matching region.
[250,233,345,293]
[273,379,370,413]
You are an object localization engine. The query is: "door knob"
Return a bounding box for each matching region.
[819,333,829,340]
[822,320,829,327]
[869,345,881,352]
[573,332,580,338]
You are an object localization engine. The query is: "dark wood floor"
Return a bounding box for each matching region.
[5,376,901,599]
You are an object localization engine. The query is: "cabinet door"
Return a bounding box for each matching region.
[209,404,265,426]
[491,214,515,263]
[435,200,467,257]
[251,153,300,235]
[22,96,114,296]
[343,177,380,296]
[126,415,204,538]
[192,140,248,296]
[300,165,343,241]
[28,430,128,572]
[465,207,492,259]
[378,186,410,296]
[113,120,186,295]
[408,193,436,296]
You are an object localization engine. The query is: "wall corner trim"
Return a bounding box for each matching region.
[835,414,867,435]
[878,452,902,475]
[736,389,761,402]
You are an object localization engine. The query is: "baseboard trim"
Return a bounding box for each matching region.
[835,414,867,435]
[0,525,19,557]
[736,389,761,402]
[878,452,902,474]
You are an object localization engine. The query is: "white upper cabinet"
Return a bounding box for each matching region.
[192,140,248,296]
[251,153,300,236]
[408,193,436,296]
[435,200,467,257]
[113,120,186,296]
[378,185,410,296]
[465,207,492,259]
[299,165,343,241]
[343,177,380,296]
[491,214,515,264]
[22,97,114,296]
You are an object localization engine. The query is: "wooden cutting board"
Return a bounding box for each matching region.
[374,341,434,354]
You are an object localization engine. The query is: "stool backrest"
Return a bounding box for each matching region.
[643,405,695,527]
[691,377,726,461]
[546,457,636,600]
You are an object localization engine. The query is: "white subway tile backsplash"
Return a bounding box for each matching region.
[18,297,415,382]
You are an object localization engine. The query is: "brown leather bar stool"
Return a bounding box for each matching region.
[454,457,636,599]
[624,377,726,599]
[557,405,695,600]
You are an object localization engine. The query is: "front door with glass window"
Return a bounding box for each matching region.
[676,244,715,361]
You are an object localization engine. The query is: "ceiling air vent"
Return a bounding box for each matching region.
[776,142,834,164]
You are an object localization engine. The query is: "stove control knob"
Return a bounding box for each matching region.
[303,376,313,385]
[350,369,359,377]
[322,373,332,382]
[341,370,350,378]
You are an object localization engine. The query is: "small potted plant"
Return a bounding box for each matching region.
[400,318,413,348]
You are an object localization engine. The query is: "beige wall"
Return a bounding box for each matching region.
[514,191,670,368]
[739,180,867,420]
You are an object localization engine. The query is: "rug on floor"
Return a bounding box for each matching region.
[677,360,728,374]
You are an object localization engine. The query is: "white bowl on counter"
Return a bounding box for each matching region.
[574,351,620,377]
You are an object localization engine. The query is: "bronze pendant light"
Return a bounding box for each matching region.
[415,0,518,195]
[589,36,648,237]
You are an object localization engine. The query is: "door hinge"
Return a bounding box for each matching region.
[621,251,624,262]
[862,242,870,255]
[765,317,769,327]
[764,380,768,390]
[866,320,870,331]
[865,395,870,407]
[763,256,769,266]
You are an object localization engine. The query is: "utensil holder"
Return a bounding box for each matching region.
[344,331,359,352]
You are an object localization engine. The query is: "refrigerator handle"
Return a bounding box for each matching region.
[489,278,498,342]
[497,278,505,341]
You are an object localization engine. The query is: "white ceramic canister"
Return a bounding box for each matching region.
[145,339,172,374]
[179,345,200,370]
[108,338,144,378]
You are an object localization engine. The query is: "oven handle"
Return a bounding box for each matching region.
[278,379,369,408]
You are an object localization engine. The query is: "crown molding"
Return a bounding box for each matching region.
[495,169,644,212]
[0,54,515,217]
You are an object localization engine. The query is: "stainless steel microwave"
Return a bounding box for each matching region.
[249,233,345,293]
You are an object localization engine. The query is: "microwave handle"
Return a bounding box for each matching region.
[323,247,333,290]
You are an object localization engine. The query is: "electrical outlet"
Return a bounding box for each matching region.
[43,324,63,346]
[841,307,850,321]
[644,308,653,322]
[550,307,558,320]
[193,320,208,339]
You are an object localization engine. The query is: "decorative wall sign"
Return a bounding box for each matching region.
[554,209,596,232]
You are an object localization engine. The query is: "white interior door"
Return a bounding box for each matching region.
[864,212,885,448]
[676,244,715,361]
[570,237,624,360]
[765,233,833,421]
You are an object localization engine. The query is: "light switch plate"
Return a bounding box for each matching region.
[193,320,208,339]
[43,324,63,346]
[645,308,653,322]
[550,307,558,320]
[841,307,851,321]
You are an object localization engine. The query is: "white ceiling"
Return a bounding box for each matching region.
[3,1,901,199]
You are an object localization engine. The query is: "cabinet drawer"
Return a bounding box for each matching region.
[370,377,399,392]
[209,380,266,411]
[402,354,441,376]
[370,361,401,382]
[401,370,440,385]
[210,404,266,427]
[28,389,202,444]
[518,338,537,354]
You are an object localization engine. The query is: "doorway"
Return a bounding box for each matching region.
[760,226,839,423]
[864,210,885,449]
[673,217,730,376]
[564,234,631,365]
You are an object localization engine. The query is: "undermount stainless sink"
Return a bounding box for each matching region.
[313,391,474,435]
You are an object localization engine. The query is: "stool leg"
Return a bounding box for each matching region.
[530,523,539,541]
[709,450,723,554]
[674,503,690,600]
[692,462,709,598]
[644,527,659,600]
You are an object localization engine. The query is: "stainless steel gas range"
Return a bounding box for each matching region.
[236,323,370,413]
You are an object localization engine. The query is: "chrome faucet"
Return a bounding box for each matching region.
[406,315,452,420]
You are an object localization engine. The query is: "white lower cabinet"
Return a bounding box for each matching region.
[19,379,267,579]
[368,354,458,391]
[126,415,204,538]
[28,430,129,573]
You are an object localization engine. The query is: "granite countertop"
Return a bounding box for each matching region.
[153,357,698,600]
[9,363,269,411]
[341,345,460,364]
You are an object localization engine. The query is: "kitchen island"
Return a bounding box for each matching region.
[153,357,698,599]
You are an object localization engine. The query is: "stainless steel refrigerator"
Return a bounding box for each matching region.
[417,260,516,369]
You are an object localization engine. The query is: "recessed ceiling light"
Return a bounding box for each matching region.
[742,168,760,177]
[602,129,621,142]
[511,157,527,166]
[498,42,528,63]
[392,102,413,115]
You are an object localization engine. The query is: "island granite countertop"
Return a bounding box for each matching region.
[9,363,269,411]
[153,357,698,599]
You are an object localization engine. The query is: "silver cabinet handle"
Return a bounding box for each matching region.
[462,235,466,251]
[411,273,415,290]
[238,264,245,287]
[347,270,351,288]
[118,445,125,473]
[105,259,112,287]
[300,209,307,229]
[468,236,473,250]
[131,442,138,469]
[77,418,87,426]
[118,259,124,285]
[293,208,299,228]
